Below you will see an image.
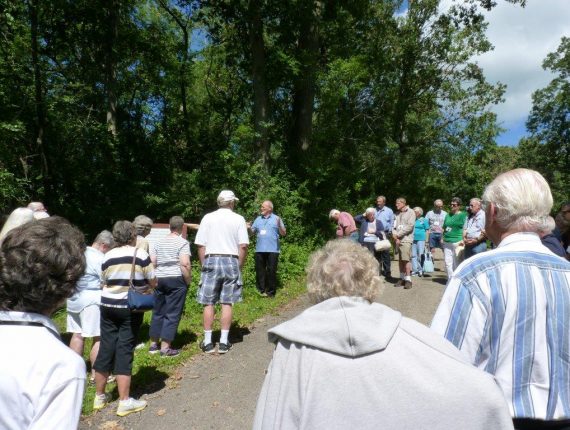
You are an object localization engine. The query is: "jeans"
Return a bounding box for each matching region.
[412,240,425,274]
[464,242,487,259]
[255,252,279,296]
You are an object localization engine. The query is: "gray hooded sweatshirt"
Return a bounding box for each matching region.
[253,296,513,430]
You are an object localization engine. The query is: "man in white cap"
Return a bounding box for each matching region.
[194,190,249,354]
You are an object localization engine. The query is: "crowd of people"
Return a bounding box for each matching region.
[1,168,569,429]
[330,191,569,290]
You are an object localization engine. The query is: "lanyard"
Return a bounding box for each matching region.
[0,320,61,340]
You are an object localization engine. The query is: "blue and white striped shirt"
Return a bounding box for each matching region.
[431,232,570,421]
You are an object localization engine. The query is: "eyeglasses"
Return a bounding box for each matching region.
[450,203,459,207]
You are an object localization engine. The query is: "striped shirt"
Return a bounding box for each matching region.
[101,245,156,308]
[150,234,191,278]
[431,232,570,420]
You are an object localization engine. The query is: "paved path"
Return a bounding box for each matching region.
[81,257,448,430]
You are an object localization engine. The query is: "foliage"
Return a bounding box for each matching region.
[521,37,570,209]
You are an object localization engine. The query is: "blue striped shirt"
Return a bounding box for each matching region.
[431,232,570,420]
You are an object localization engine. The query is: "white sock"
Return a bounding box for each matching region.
[204,330,212,344]
[404,275,412,282]
[220,330,229,344]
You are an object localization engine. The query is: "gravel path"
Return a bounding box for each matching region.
[81,255,448,430]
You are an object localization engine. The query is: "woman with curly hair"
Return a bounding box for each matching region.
[0,217,87,429]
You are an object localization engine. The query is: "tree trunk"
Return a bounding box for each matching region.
[157,0,192,148]
[248,0,269,170]
[290,1,321,153]
[105,0,119,137]
[29,0,49,183]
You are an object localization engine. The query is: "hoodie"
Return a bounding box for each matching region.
[253,296,513,430]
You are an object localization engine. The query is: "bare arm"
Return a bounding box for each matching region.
[179,253,191,285]
[276,216,286,236]
[197,245,206,266]
[238,244,248,269]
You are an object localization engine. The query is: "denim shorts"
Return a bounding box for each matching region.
[196,256,243,305]
[429,233,443,249]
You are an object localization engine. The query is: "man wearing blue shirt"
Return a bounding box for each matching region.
[375,195,395,280]
[250,201,286,297]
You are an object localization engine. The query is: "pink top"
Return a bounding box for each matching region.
[337,212,357,238]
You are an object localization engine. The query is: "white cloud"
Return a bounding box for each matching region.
[474,0,570,127]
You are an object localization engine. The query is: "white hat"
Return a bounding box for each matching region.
[217,190,239,204]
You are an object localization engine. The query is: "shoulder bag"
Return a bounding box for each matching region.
[374,232,392,252]
[127,248,155,312]
[422,250,435,273]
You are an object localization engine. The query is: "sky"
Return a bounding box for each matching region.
[467,0,570,146]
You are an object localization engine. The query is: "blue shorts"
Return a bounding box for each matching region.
[196,256,243,305]
[429,233,443,249]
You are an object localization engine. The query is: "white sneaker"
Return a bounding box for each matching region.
[93,393,110,411]
[135,342,146,350]
[116,397,147,417]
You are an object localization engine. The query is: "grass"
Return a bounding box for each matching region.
[51,243,311,415]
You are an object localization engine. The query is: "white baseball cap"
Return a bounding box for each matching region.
[217,190,239,204]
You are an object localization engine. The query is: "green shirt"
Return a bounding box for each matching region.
[443,211,467,243]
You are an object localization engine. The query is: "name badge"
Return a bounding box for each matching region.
[260,229,267,235]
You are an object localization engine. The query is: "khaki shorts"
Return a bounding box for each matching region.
[397,241,412,262]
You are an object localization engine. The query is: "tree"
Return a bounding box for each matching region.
[523,37,570,206]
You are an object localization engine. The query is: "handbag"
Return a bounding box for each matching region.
[374,232,391,252]
[423,250,434,273]
[127,248,155,312]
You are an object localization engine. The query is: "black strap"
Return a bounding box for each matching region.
[0,320,61,340]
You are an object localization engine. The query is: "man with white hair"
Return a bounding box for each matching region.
[249,200,286,298]
[431,168,570,429]
[195,190,249,354]
[463,198,486,259]
[328,209,358,241]
[27,201,49,219]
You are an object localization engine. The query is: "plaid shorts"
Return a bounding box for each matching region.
[196,256,243,305]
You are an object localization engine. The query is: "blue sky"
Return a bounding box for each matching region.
[470,0,570,146]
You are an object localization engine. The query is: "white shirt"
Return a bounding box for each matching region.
[195,208,249,255]
[431,233,570,421]
[0,311,86,429]
[67,246,104,313]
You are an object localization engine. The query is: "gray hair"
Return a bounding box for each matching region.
[94,230,114,247]
[434,199,443,206]
[306,240,384,304]
[112,221,136,246]
[170,215,184,232]
[329,209,340,220]
[263,200,274,210]
[365,207,376,216]
[483,168,552,232]
[413,207,423,216]
[133,215,153,236]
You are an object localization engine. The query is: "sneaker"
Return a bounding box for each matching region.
[116,397,147,417]
[135,342,146,350]
[395,279,404,287]
[107,375,116,384]
[93,393,110,411]
[160,348,180,357]
[404,280,413,289]
[218,342,232,354]
[148,343,160,354]
[200,341,215,354]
